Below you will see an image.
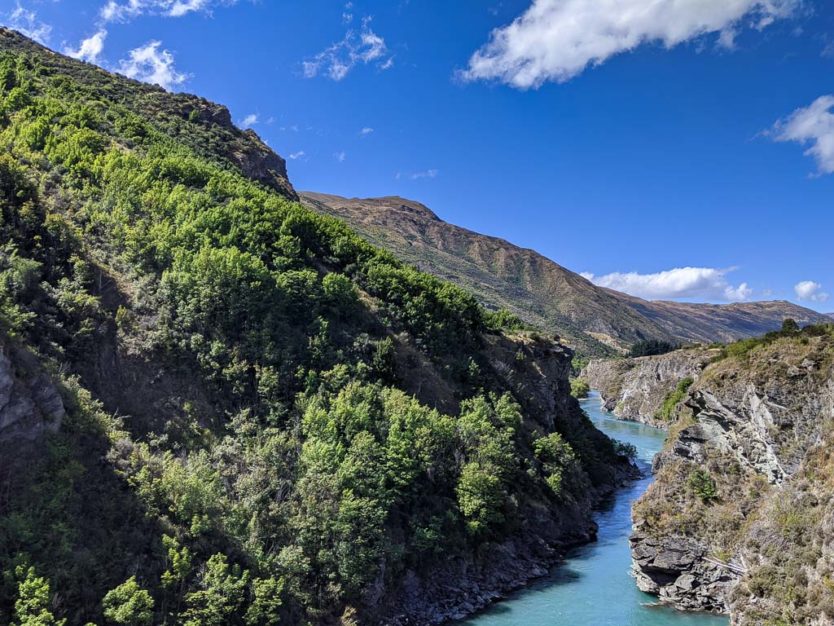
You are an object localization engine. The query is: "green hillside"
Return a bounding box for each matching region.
[0,29,633,625]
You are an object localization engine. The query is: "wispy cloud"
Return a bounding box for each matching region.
[239,113,258,128]
[410,169,438,180]
[117,41,188,90]
[581,266,753,302]
[463,0,799,88]
[100,0,234,22]
[288,151,306,160]
[303,16,393,81]
[4,2,52,44]
[795,280,830,303]
[770,95,834,176]
[359,127,374,136]
[396,168,439,181]
[334,151,347,162]
[64,30,108,63]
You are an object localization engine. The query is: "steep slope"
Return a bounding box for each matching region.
[301,193,830,355]
[0,29,634,626]
[630,324,834,624]
[301,193,673,356]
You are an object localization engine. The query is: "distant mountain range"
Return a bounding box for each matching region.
[301,193,830,355]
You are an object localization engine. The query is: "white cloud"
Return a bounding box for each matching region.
[64,30,108,63]
[4,2,52,44]
[100,0,231,22]
[794,280,830,302]
[288,151,306,160]
[464,0,799,88]
[240,113,258,128]
[117,41,188,90]
[771,95,834,176]
[334,151,347,162]
[303,17,393,81]
[359,127,374,136]
[582,266,753,302]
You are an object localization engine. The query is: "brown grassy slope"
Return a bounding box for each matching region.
[301,192,830,355]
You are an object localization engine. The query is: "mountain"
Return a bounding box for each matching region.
[630,323,834,624]
[301,193,830,355]
[0,28,635,625]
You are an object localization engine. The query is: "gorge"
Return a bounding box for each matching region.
[1,23,832,626]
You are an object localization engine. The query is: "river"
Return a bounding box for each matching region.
[461,392,729,626]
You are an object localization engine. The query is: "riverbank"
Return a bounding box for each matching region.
[460,393,728,626]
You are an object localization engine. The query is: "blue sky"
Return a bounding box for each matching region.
[3,0,833,311]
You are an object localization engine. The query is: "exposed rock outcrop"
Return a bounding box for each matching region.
[0,340,64,443]
[582,348,718,427]
[630,328,834,624]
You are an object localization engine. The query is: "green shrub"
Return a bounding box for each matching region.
[688,469,718,503]
[570,378,590,399]
[655,377,694,421]
[613,440,638,459]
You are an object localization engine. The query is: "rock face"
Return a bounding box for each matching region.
[0,341,64,443]
[630,328,834,624]
[629,532,734,613]
[582,349,718,427]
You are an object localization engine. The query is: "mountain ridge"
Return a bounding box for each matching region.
[301,192,830,355]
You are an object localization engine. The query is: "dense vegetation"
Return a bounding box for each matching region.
[0,31,630,625]
[627,339,679,358]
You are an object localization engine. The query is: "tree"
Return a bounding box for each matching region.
[181,554,249,626]
[628,339,678,358]
[244,577,284,626]
[688,469,718,503]
[102,577,154,626]
[570,378,590,399]
[781,318,799,334]
[12,565,66,626]
[456,462,505,533]
[533,433,577,496]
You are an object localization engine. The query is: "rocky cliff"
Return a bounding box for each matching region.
[581,349,718,427]
[0,339,64,443]
[630,325,834,624]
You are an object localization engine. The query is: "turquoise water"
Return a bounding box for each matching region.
[462,392,729,626]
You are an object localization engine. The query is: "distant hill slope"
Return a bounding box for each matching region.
[611,293,829,344]
[302,193,830,354]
